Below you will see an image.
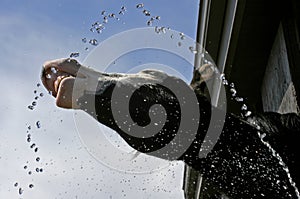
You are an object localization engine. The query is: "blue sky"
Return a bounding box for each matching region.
[0,0,200,198]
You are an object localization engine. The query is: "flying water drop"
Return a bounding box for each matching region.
[70,52,80,58]
[189,46,198,54]
[18,188,23,195]
[245,111,252,117]
[28,105,34,110]
[46,74,51,79]
[143,10,151,16]
[108,13,116,18]
[136,3,144,9]
[230,88,237,97]
[241,104,248,111]
[89,39,98,46]
[103,16,108,23]
[147,19,153,26]
[36,121,41,129]
[179,32,185,40]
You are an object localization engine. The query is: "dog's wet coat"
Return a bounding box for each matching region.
[76,69,300,199]
[41,59,300,198]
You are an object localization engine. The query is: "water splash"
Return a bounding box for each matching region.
[221,74,299,196]
[258,131,300,198]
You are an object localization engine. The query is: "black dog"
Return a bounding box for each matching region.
[42,59,300,199]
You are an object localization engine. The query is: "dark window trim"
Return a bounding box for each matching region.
[282,0,300,108]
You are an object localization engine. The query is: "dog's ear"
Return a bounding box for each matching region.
[190,64,216,98]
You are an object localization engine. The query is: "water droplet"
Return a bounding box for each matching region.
[178,42,182,47]
[28,105,34,110]
[70,52,80,58]
[32,101,37,106]
[46,74,51,79]
[37,83,41,87]
[18,188,23,195]
[119,11,124,15]
[230,82,235,88]
[82,38,87,43]
[136,3,144,9]
[103,16,108,23]
[235,97,244,102]
[161,27,167,34]
[147,20,153,26]
[28,171,32,175]
[27,137,31,143]
[155,26,160,34]
[29,184,34,189]
[39,93,44,97]
[259,133,266,139]
[36,121,41,128]
[34,147,38,153]
[155,16,161,20]
[34,96,39,100]
[89,39,98,46]
[36,168,40,172]
[30,143,36,148]
[245,111,252,117]
[121,6,126,11]
[14,182,18,187]
[51,67,57,74]
[36,157,40,162]
[24,165,28,169]
[101,10,106,15]
[108,13,116,18]
[189,46,198,54]
[241,104,248,111]
[230,88,237,97]
[33,90,37,94]
[143,10,151,16]
[220,73,225,80]
[222,79,229,85]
